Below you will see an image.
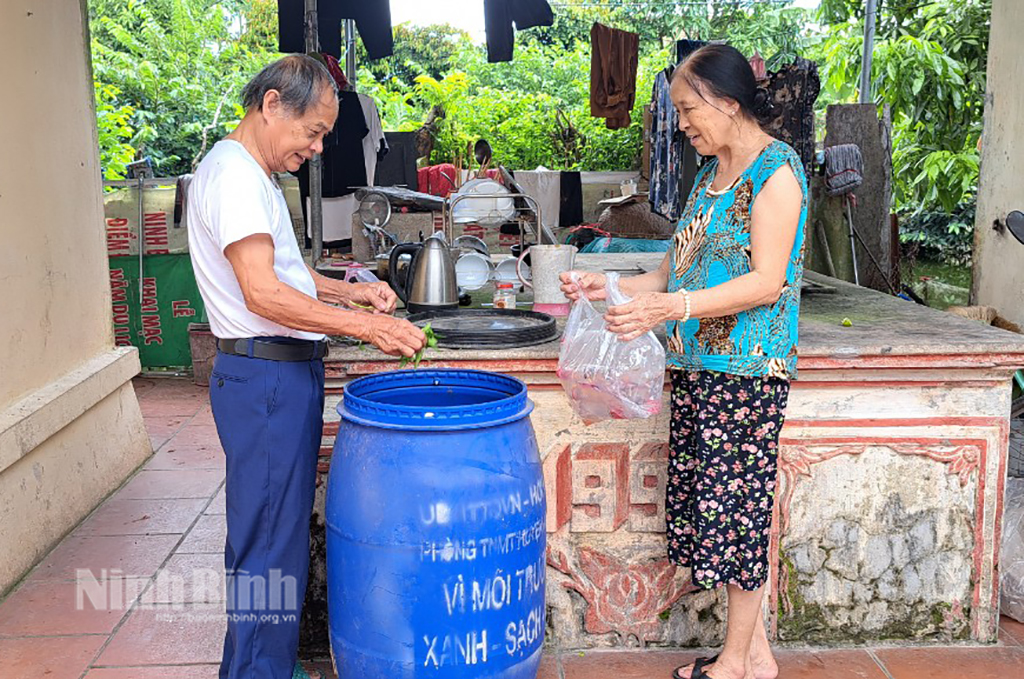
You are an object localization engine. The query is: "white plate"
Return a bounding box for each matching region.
[493,257,528,283]
[451,178,516,226]
[455,252,493,290]
[453,234,490,257]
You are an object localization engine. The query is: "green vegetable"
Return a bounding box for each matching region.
[398,324,438,369]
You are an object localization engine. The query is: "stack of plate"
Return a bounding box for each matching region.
[405,309,558,349]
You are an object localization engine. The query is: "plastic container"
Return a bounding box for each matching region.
[326,369,546,678]
[493,282,517,309]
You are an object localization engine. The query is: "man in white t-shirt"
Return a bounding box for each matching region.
[187,55,425,679]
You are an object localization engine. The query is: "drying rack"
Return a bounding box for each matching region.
[442,193,549,251]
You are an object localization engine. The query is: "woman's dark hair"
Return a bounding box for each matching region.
[672,44,773,124]
[241,54,338,115]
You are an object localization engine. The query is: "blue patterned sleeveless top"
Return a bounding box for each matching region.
[666,140,808,380]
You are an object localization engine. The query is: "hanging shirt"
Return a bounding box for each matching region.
[649,70,684,222]
[590,23,639,130]
[666,141,808,380]
[278,0,394,60]
[484,0,554,63]
[304,93,388,244]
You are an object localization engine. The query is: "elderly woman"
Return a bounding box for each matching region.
[561,44,806,679]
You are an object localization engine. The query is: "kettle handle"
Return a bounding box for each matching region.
[388,242,421,305]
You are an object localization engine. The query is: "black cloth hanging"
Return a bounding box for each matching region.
[675,39,707,63]
[484,0,554,63]
[278,0,394,60]
[558,171,583,227]
[295,91,369,204]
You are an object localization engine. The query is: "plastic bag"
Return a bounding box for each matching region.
[556,272,665,425]
[1001,478,1024,622]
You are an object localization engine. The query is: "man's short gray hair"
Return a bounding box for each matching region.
[241,54,338,116]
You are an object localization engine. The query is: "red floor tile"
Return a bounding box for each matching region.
[537,652,561,679]
[140,398,205,418]
[176,514,227,554]
[1002,615,1024,647]
[117,469,224,500]
[191,406,217,426]
[146,415,190,450]
[168,425,223,449]
[141,553,225,605]
[96,603,226,666]
[31,534,180,581]
[874,645,1024,679]
[0,635,107,679]
[77,497,207,537]
[0,578,142,636]
[562,649,705,679]
[205,485,226,515]
[775,649,888,679]
[146,444,225,471]
[84,666,220,679]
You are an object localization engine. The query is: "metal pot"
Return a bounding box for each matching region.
[375,250,411,289]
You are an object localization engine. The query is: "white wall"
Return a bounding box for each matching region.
[972,0,1024,327]
[0,0,150,595]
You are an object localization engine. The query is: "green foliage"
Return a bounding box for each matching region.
[89,0,280,177]
[899,202,976,267]
[357,23,473,89]
[810,0,990,215]
[94,83,136,181]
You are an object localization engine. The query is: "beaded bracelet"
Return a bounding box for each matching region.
[678,288,692,325]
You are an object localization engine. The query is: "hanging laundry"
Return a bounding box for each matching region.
[676,39,707,64]
[513,169,561,230]
[648,70,684,222]
[484,0,554,63]
[299,92,389,246]
[590,23,639,130]
[278,0,394,60]
[749,51,767,82]
[559,171,583,227]
[762,57,820,175]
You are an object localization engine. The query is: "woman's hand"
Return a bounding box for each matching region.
[559,270,607,302]
[345,282,398,314]
[605,292,679,341]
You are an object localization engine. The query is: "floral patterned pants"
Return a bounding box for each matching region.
[666,369,790,591]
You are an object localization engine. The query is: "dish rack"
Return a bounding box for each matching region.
[443,192,549,253]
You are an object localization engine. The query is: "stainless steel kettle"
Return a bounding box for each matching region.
[388,235,458,313]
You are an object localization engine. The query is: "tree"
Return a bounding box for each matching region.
[89,0,280,177]
[356,23,473,89]
[811,0,991,213]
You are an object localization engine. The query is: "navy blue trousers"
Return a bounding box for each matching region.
[209,350,325,679]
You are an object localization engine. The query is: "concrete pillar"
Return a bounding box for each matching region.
[972,0,1024,327]
[0,0,151,594]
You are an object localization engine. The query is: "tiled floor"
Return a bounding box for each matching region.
[0,377,1022,678]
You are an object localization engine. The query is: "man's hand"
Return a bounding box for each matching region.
[363,316,427,357]
[345,281,398,314]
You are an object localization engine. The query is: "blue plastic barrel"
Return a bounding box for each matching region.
[326,369,547,679]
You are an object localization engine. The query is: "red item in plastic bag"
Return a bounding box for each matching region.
[557,272,665,425]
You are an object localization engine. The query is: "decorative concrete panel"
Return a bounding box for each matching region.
[304,355,1019,652]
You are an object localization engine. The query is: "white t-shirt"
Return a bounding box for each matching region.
[306,93,389,242]
[188,140,324,341]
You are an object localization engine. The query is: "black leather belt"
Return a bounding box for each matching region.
[217,337,328,362]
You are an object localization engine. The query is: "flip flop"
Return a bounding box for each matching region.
[672,654,719,679]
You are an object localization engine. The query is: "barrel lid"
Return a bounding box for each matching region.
[339,369,533,431]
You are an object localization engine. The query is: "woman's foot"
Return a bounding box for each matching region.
[673,647,777,679]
